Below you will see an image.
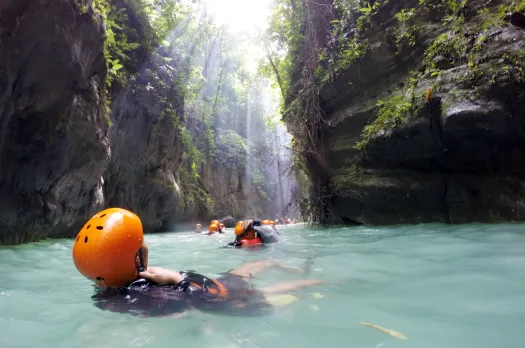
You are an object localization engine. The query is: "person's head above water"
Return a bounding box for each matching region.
[235,220,257,240]
[209,223,219,233]
[72,208,147,288]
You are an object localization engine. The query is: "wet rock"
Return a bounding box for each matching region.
[103,57,186,232]
[442,100,520,172]
[447,174,525,223]
[0,0,110,244]
[332,170,449,225]
[362,103,445,171]
[507,12,525,29]
[0,0,275,244]
[302,2,525,225]
[433,55,454,70]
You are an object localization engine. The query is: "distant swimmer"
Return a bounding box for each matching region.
[208,223,219,235]
[195,224,203,233]
[228,219,281,248]
[262,219,277,230]
[207,220,225,234]
[72,208,323,317]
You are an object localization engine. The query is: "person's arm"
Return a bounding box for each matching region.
[139,267,184,285]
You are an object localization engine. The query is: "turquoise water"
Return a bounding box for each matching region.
[1,223,525,347]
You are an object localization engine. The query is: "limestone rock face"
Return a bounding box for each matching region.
[103,54,187,232]
[0,0,110,244]
[308,2,525,224]
[0,0,281,244]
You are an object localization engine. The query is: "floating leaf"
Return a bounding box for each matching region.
[359,322,408,340]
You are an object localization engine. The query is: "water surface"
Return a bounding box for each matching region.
[1,223,525,348]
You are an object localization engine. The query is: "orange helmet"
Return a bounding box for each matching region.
[211,220,220,226]
[235,223,244,237]
[72,208,144,288]
[209,224,219,233]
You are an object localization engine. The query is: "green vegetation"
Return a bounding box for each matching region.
[420,0,525,87]
[170,9,283,213]
[76,0,293,217]
[332,164,365,191]
[338,38,368,71]
[341,0,525,153]
[215,131,248,171]
[315,0,385,85]
[88,1,146,88]
[356,0,387,32]
[423,30,467,70]
[259,0,304,100]
[354,94,414,150]
[262,0,335,223]
[395,8,417,53]
[352,0,525,151]
[418,0,466,15]
[251,0,525,221]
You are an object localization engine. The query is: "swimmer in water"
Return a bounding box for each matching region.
[195,223,203,233]
[208,223,220,234]
[207,220,225,234]
[73,208,323,317]
[227,219,280,248]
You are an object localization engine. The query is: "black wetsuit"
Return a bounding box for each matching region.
[92,271,271,317]
[92,277,188,317]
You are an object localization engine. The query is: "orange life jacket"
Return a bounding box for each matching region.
[240,237,263,247]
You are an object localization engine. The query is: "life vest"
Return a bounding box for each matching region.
[181,271,229,301]
[240,237,263,247]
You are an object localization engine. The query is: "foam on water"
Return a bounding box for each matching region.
[1,223,525,348]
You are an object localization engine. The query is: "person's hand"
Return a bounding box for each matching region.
[139,267,183,285]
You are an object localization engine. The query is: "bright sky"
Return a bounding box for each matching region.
[202,0,274,74]
[203,0,273,34]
